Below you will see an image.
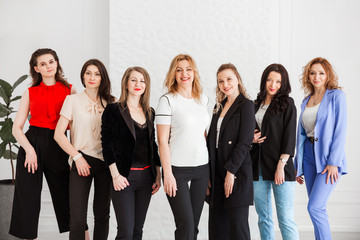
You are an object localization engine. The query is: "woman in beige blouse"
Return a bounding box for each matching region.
[54,59,115,240]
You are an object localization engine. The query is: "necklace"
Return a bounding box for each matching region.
[312,91,325,105]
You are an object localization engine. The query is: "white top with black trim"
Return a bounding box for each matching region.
[156,93,210,167]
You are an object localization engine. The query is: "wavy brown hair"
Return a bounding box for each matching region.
[29,48,70,88]
[301,57,341,95]
[80,59,115,107]
[164,54,202,102]
[214,63,248,113]
[119,66,152,118]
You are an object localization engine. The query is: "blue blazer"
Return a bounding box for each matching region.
[294,89,347,177]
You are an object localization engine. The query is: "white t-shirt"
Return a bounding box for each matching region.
[60,91,106,165]
[301,103,320,137]
[255,104,269,131]
[156,93,210,167]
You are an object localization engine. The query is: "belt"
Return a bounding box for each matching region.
[308,137,318,143]
[130,165,151,171]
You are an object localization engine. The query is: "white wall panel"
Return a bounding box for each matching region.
[110,1,279,239]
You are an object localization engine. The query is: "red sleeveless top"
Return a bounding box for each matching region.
[29,81,71,129]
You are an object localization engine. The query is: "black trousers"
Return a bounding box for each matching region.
[209,205,250,240]
[9,126,70,239]
[111,168,153,240]
[208,157,250,240]
[69,152,111,240]
[166,164,209,240]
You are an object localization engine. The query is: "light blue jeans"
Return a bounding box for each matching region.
[253,175,299,240]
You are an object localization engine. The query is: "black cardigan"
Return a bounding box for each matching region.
[101,103,160,180]
[250,97,297,181]
[207,93,255,208]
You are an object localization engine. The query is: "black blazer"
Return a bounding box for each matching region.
[207,93,255,208]
[250,97,296,181]
[101,103,161,181]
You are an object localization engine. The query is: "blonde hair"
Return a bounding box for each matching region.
[214,63,249,113]
[164,54,202,102]
[119,66,152,117]
[301,57,341,95]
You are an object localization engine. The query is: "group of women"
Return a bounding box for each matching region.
[8,48,347,240]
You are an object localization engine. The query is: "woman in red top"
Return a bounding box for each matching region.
[9,48,75,240]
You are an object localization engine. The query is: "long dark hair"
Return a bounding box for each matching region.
[29,48,70,88]
[255,63,291,114]
[80,59,116,107]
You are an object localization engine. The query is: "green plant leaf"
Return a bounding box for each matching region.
[10,96,22,102]
[3,150,17,160]
[12,75,28,91]
[0,79,12,104]
[0,118,16,142]
[0,103,11,117]
[0,141,6,158]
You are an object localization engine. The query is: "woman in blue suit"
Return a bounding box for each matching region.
[294,57,347,240]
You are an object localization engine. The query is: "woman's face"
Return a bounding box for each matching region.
[83,65,101,89]
[127,70,146,96]
[175,60,194,89]
[34,54,57,78]
[265,71,282,98]
[217,69,240,98]
[309,63,327,90]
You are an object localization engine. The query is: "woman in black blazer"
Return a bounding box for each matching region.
[101,66,161,239]
[250,64,299,240]
[207,63,254,240]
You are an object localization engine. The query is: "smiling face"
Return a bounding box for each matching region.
[34,54,58,78]
[127,70,146,96]
[175,60,194,89]
[265,71,282,98]
[83,65,101,89]
[309,63,327,91]
[217,69,240,98]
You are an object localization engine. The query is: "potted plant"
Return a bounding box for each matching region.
[0,75,28,239]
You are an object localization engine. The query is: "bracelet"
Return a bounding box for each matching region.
[73,153,82,161]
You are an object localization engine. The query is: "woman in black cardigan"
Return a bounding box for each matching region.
[251,64,299,240]
[207,63,254,240]
[101,66,161,239]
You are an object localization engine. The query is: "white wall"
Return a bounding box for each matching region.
[1,0,359,239]
[109,0,360,239]
[0,0,110,237]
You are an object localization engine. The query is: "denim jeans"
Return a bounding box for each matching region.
[253,175,299,240]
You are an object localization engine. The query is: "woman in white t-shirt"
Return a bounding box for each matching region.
[156,54,210,240]
[54,59,115,240]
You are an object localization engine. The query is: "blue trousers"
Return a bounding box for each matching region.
[253,175,298,240]
[303,138,339,240]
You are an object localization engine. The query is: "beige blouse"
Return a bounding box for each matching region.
[60,91,106,165]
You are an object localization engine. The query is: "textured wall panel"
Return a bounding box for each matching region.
[110,1,278,239]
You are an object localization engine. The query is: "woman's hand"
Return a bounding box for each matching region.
[321,165,339,184]
[152,172,161,195]
[74,157,91,177]
[274,161,286,185]
[163,173,177,197]
[24,148,38,174]
[113,174,130,191]
[253,129,266,144]
[224,171,235,198]
[295,170,304,185]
